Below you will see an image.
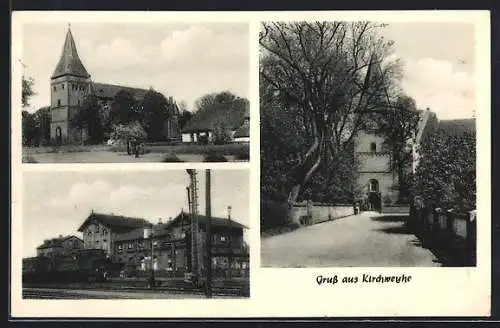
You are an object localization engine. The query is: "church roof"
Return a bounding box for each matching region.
[52,28,90,79]
[437,118,476,136]
[91,82,150,100]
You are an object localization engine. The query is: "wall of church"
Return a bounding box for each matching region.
[357,153,391,172]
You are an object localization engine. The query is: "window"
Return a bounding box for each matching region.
[57,99,61,106]
[369,179,379,192]
[53,86,56,91]
[128,243,133,249]
[102,229,107,236]
[370,142,377,153]
[77,100,80,105]
[62,84,64,90]
[118,244,122,250]
[95,225,99,233]
[220,236,226,242]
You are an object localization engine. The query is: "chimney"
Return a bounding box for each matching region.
[426,107,430,111]
[59,234,63,238]
[158,218,163,224]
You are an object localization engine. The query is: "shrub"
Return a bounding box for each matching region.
[162,153,184,162]
[260,199,290,231]
[203,152,228,162]
[299,215,313,225]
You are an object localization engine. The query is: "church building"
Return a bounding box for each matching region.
[50,26,180,145]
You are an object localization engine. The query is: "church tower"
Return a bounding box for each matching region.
[50,25,91,145]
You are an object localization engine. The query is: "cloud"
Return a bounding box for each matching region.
[86,38,147,70]
[401,57,475,120]
[159,25,247,69]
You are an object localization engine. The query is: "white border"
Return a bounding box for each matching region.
[11,10,491,318]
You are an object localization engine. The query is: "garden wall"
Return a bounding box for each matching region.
[289,202,354,225]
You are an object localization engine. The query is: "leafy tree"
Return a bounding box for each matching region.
[376,95,420,202]
[22,110,39,146]
[260,22,402,205]
[194,90,238,112]
[411,129,476,210]
[109,90,140,126]
[212,119,233,145]
[34,106,51,145]
[113,121,147,142]
[139,89,175,142]
[71,94,104,145]
[178,109,193,129]
[22,76,36,108]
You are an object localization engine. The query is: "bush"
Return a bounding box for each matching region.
[260,199,290,231]
[299,215,313,225]
[162,153,184,162]
[203,152,228,162]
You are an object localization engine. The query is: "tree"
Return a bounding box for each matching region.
[22,110,38,146]
[376,95,420,202]
[260,22,402,205]
[194,90,238,112]
[71,94,104,145]
[411,129,476,210]
[139,89,174,142]
[35,106,51,145]
[22,76,36,108]
[179,109,193,129]
[109,90,140,126]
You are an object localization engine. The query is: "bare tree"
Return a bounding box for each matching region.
[260,21,402,205]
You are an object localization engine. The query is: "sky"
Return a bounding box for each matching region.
[381,22,475,120]
[21,22,474,120]
[22,169,250,258]
[21,22,249,113]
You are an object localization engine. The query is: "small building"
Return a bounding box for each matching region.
[36,235,84,258]
[181,100,249,143]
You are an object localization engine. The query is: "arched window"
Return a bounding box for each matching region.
[370,142,377,153]
[369,179,379,192]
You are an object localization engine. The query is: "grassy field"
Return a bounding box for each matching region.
[22,142,250,163]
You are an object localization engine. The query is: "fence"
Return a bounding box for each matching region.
[408,206,476,266]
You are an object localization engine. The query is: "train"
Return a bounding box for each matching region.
[22,249,120,284]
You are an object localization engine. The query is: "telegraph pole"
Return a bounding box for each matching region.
[228,205,232,281]
[205,169,213,298]
[150,230,155,288]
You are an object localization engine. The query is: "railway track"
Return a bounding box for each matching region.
[22,282,249,299]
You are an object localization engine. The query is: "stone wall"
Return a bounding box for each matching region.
[289,202,354,225]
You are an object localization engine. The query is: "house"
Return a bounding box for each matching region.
[111,210,249,277]
[50,26,180,145]
[77,211,151,257]
[36,235,84,258]
[181,99,249,143]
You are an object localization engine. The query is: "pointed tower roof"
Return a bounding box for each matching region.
[51,26,90,79]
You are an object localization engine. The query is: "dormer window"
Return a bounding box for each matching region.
[370,142,377,153]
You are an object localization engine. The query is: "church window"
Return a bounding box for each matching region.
[370,142,377,153]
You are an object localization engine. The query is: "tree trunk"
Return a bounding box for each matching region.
[287,130,324,206]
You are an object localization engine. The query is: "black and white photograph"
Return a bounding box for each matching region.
[21,169,250,299]
[260,21,477,268]
[20,21,250,163]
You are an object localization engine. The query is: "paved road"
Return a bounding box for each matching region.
[261,211,441,267]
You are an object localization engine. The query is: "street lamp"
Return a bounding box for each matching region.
[149,231,156,289]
